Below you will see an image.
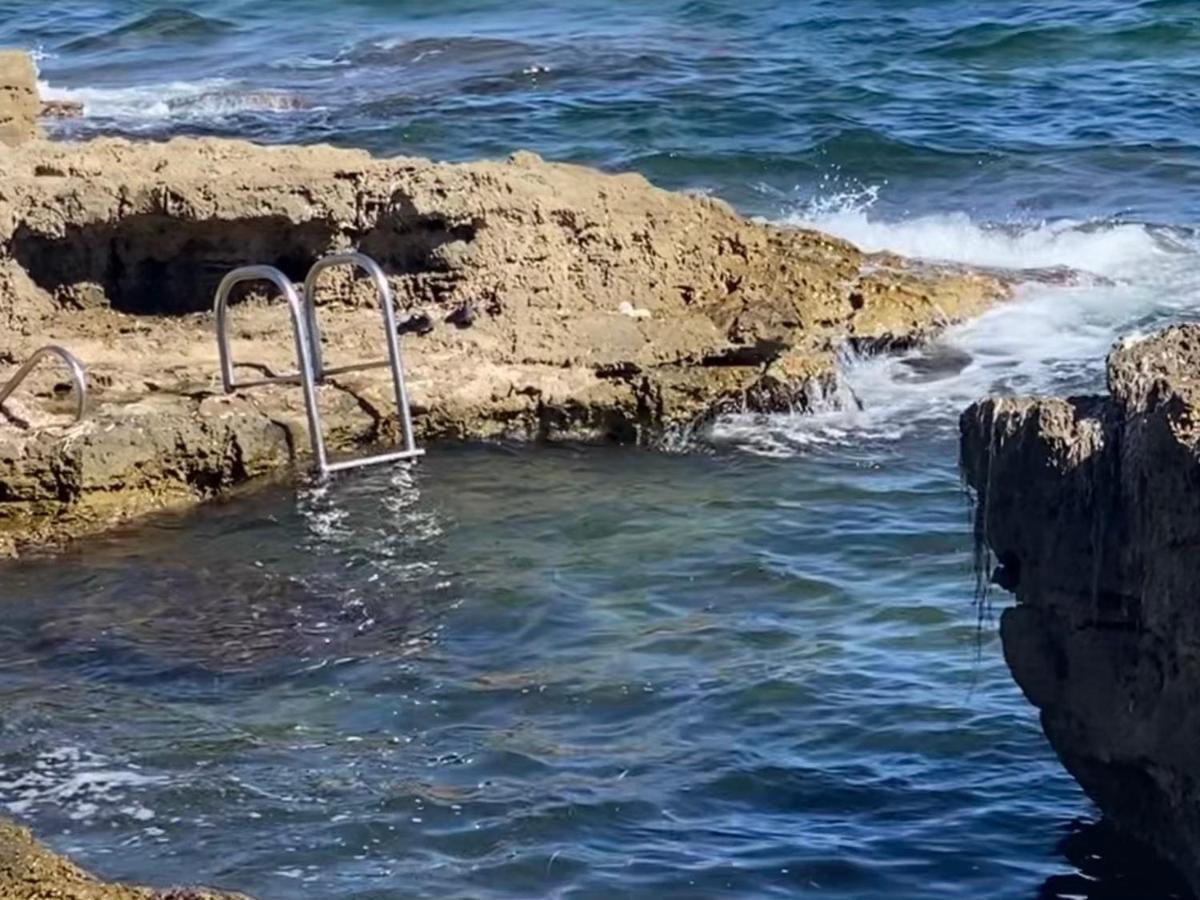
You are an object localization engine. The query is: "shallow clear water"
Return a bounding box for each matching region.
[2,1,1200,897]
[0,444,1157,899]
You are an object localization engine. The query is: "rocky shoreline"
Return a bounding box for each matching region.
[0,818,246,899]
[961,324,1200,894]
[0,51,1010,557]
[0,43,1024,897]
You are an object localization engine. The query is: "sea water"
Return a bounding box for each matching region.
[1,1,1198,897]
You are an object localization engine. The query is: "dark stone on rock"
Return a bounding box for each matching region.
[397,311,434,336]
[445,302,476,329]
[959,324,1200,895]
[702,338,790,367]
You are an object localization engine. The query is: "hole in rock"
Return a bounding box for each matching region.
[357,209,478,274]
[12,215,340,315]
[11,205,480,315]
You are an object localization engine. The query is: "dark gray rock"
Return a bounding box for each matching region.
[960,323,1200,894]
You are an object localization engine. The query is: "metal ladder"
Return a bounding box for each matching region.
[0,344,88,426]
[213,253,424,476]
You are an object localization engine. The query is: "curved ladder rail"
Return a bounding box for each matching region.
[214,265,328,473]
[302,252,421,471]
[214,258,423,477]
[0,345,88,426]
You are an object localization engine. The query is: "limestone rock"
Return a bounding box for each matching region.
[960,324,1200,892]
[0,130,1009,553]
[0,818,247,898]
[0,50,40,145]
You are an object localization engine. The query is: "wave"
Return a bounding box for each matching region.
[787,204,1174,276]
[713,192,1200,457]
[336,36,539,68]
[923,19,1199,66]
[38,80,312,120]
[60,8,235,51]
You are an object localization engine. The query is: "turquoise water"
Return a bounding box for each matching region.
[2,2,1200,897]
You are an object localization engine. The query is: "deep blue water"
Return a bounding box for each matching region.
[1,2,1199,898]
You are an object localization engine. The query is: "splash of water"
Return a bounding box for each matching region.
[714,188,1200,458]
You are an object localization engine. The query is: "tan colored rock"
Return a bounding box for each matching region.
[960,324,1200,893]
[0,818,248,898]
[0,135,1010,554]
[0,50,40,145]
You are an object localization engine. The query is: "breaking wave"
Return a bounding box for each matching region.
[713,190,1200,457]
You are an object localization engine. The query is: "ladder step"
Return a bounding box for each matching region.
[322,448,426,474]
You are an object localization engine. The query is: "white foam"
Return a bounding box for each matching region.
[38,79,312,120]
[0,746,163,823]
[787,203,1166,276]
[38,79,229,119]
[715,190,1200,457]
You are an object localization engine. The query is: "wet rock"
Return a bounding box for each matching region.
[897,343,972,382]
[39,98,84,119]
[166,90,312,114]
[960,324,1200,894]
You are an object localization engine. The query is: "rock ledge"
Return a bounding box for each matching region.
[0,130,1009,555]
[0,818,247,898]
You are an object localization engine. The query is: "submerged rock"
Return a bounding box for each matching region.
[960,324,1200,893]
[0,52,1011,554]
[165,90,312,114]
[39,98,85,119]
[0,818,247,898]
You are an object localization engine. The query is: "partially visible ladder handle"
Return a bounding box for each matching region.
[0,345,88,426]
[214,265,328,473]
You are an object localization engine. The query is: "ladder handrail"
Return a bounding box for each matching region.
[302,252,418,454]
[214,265,328,473]
[213,258,423,477]
[0,344,88,426]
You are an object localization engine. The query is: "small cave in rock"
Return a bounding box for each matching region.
[12,205,481,316]
[11,214,341,315]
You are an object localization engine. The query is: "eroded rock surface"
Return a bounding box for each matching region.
[961,324,1200,893]
[0,98,1010,554]
[0,50,40,145]
[0,818,247,899]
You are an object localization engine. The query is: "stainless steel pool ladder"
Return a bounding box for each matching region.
[0,344,88,426]
[213,253,423,476]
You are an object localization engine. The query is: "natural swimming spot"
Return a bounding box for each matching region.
[2,1,1199,897]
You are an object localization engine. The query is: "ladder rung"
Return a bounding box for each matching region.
[322,448,426,474]
[230,373,304,389]
[319,360,390,378]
